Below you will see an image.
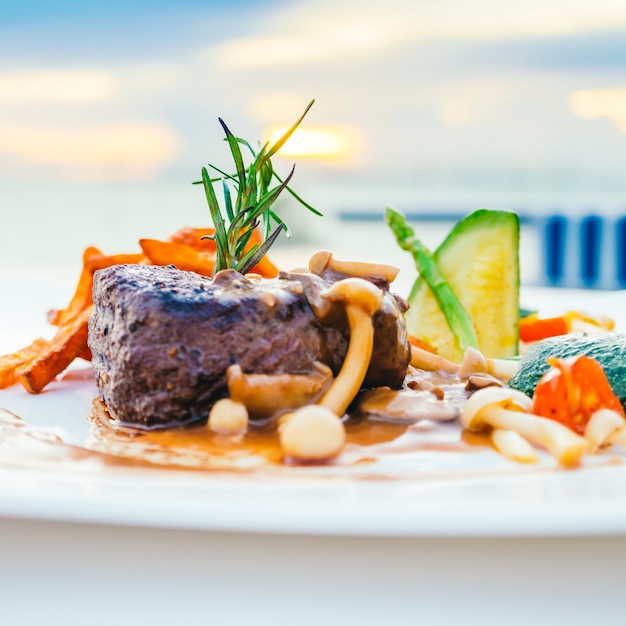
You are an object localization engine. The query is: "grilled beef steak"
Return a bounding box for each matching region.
[88,263,411,429]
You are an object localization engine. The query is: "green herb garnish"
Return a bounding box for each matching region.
[195,99,321,276]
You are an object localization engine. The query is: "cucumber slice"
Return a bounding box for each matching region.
[405,209,520,362]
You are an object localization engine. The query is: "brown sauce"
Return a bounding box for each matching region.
[87,398,477,472]
[78,366,480,474]
[1,366,623,478]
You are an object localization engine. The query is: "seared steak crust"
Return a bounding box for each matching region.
[89,264,410,429]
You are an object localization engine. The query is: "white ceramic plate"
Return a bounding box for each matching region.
[1,274,626,537]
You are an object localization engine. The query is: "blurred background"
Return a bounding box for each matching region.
[2,0,626,294]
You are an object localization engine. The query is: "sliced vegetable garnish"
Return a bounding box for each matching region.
[520,311,614,343]
[520,314,569,343]
[393,208,519,362]
[532,355,625,435]
[385,207,479,356]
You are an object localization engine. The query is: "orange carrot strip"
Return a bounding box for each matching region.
[46,246,103,326]
[168,227,217,253]
[408,334,438,354]
[519,315,569,343]
[166,226,278,277]
[0,338,51,389]
[139,239,215,276]
[48,249,146,326]
[77,344,92,362]
[86,252,146,272]
[16,306,93,394]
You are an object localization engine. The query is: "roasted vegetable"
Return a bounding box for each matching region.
[397,208,520,362]
[385,207,479,357]
[532,355,625,434]
[508,333,626,410]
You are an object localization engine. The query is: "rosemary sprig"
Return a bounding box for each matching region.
[195,99,322,276]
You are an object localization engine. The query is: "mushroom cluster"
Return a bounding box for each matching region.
[410,344,519,385]
[460,386,626,467]
[206,257,397,463]
[205,251,626,469]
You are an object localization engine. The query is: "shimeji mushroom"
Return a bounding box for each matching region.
[491,428,540,464]
[585,409,626,453]
[208,398,249,435]
[316,277,384,416]
[410,345,460,374]
[608,424,626,447]
[226,362,333,420]
[485,357,520,383]
[410,344,519,384]
[308,250,400,284]
[458,346,488,379]
[279,405,346,461]
[461,386,587,467]
[279,277,384,462]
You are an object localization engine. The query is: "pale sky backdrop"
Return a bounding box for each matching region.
[2,0,626,287]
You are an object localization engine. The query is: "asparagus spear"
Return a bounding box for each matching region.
[385,207,479,354]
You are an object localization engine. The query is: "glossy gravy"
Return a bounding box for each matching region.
[0,365,534,479]
[3,367,617,478]
[86,395,484,473]
[82,367,484,474]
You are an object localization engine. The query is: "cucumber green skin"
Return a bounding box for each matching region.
[407,208,520,357]
[439,208,519,251]
[508,334,626,409]
[409,209,520,300]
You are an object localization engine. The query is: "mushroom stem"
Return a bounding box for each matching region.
[318,305,374,416]
[486,358,520,383]
[480,405,586,468]
[491,428,539,464]
[608,425,626,447]
[316,277,383,416]
[410,345,459,374]
[586,409,626,452]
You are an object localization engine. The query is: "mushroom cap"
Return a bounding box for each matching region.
[322,277,384,317]
[461,386,533,430]
[309,250,399,284]
[308,250,333,275]
[208,398,249,434]
[279,404,346,461]
[458,346,488,380]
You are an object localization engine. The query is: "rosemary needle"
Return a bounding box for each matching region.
[195,100,322,276]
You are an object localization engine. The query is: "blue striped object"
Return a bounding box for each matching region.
[337,209,625,289]
[542,214,624,289]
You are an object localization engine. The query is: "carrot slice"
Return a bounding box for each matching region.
[0,338,51,389]
[168,227,217,253]
[408,334,438,354]
[48,248,146,326]
[139,239,216,276]
[16,306,93,394]
[46,246,102,325]
[520,315,569,343]
[532,355,625,434]
[166,226,278,277]
[86,251,146,272]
